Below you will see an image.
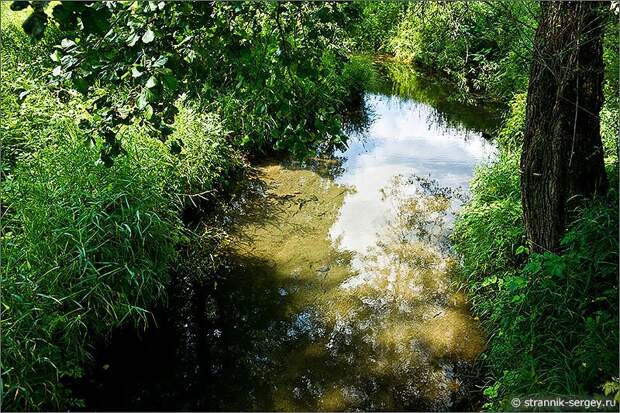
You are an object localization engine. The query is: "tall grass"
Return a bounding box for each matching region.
[1,128,184,409]
[1,9,242,408]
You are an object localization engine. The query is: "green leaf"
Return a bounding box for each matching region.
[73,78,89,95]
[126,33,140,47]
[60,38,76,49]
[152,55,168,68]
[50,50,61,62]
[161,73,178,91]
[145,76,157,89]
[136,89,154,110]
[52,4,78,30]
[515,245,528,255]
[131,67,143,78]
[144,104,154,120]
[137,90,149,110]
[142,28,155,44]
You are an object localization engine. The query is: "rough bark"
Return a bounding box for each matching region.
[521,0,608,252]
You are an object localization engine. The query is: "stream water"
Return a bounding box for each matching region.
[78,63,501,411]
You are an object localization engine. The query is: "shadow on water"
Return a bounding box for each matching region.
[193,163,485,411]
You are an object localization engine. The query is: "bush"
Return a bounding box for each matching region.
[384,2,535,100]
[473,187,619,410]
[496,92,527,153]
[453,153,524,285]
[214,47,361,158]
[349,2,406,52]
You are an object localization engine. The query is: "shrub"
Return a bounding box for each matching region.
[215,48,351,159]
[350,2,406,52]
[477,187,619,410]
[385,2,535,100]
[452,152,525,312]
[496,92,527,153]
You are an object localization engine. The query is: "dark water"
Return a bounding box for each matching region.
[75,63,501,412]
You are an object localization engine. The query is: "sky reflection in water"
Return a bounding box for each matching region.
[330,93,497,260]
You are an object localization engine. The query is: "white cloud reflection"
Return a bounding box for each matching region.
[329,93,497,257]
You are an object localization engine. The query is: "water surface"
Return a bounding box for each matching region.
[204,67,498,411]
[331,92,496,259]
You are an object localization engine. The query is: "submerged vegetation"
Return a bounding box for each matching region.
[1,1,619,411]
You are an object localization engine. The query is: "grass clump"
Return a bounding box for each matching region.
[1,100,242,409]
[168,101,242,198]
[1,126,186,410]
[0,24,238,407]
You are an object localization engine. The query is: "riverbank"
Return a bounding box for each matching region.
[451,91,619,410]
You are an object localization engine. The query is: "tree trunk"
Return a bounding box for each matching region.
[521,0,608,253]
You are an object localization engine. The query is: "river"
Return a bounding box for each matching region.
[77,62,500,411]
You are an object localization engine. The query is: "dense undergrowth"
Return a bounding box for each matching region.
[453,102,619,409]
[0,3,370,410]
[451,19,620,413]
[2,1,619,411]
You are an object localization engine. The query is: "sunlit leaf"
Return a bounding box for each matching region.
[142,28,155,44]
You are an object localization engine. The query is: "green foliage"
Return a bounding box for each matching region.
[10,1,362,161]
[167,100,241,197]
[0,99,241,409]
[603,378,620,402]
[496,92,527,153]
[453,48,619,408]
[341,55,377,101]
[1,131,183,410]
[601,17,619,173]
[0,3,68,175]
[453,153,524,288]
[483,190,618,410]
[1,16,244,408]
[214,46,350,158]
[603,11,620,108]
[354,1,536,100]
[455,167,619,410]
[371,60,502,132]
[5,1,618,410]
[349,2,407,52]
